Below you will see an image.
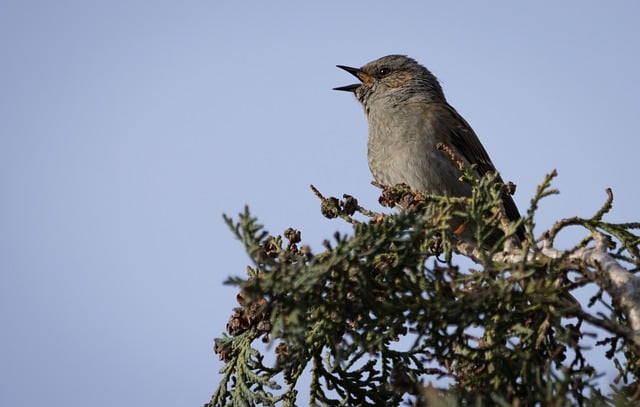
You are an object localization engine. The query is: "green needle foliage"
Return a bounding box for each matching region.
[206,169,640,407]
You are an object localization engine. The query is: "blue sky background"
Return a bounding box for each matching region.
[1,1,639,406]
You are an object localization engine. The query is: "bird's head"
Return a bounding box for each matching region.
[334,55,446,109]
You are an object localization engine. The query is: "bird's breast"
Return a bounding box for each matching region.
[365,103,470,197]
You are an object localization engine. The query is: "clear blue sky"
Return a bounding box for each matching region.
[1,2,639,406]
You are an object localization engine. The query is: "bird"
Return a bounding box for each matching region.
[334,54,524,242]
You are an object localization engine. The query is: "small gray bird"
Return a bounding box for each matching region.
[334,54,523,240]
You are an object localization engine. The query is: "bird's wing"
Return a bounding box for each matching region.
[434,103,497,177]
[427,102,523,232]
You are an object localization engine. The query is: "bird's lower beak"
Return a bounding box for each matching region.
[333,65,370,92]
[333,83,361,92]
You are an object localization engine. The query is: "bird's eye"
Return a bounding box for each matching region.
[378,67,390,76]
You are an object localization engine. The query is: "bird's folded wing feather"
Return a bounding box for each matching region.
[426,102,523,230]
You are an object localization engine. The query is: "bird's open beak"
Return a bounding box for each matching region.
[333,65,370,92]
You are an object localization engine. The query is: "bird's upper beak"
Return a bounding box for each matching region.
[333,65,371,92]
